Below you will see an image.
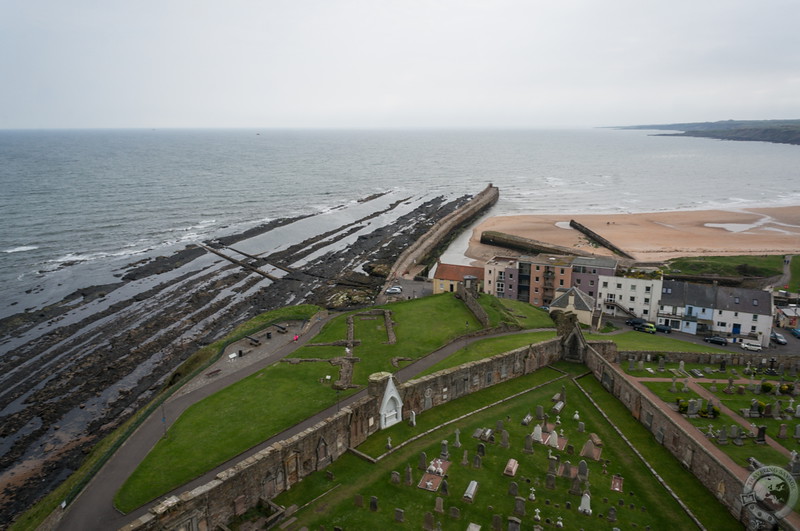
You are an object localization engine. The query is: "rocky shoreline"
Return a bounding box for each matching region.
[0,191,478,526]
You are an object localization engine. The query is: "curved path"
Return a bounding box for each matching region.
[56,319,547,531]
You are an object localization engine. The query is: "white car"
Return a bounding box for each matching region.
[385,286,403,294]
[740,341,763,352]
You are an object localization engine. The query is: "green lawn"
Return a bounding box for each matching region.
[477,294,555,328]
[665,255,785,278]
[116,294,490,512]
[418,331,558,377]
[271,368,738,530]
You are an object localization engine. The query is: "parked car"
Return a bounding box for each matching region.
[704,336,728,346]
[625,318,646,327]
[385,286,403,294]
[633,323,656,334]
[655,324,672,334]
[771,331,787,345]
[791,328,800,339]
[740,341,763,352]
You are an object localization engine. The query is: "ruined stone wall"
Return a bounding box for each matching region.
[621,349,800,370]
[455,282,490,327]
[400,339,562,416]
[583,343,751,525]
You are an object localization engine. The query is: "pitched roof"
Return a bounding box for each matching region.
[661,279,772,316]
[434,262,485,281]
[550,286,595,312]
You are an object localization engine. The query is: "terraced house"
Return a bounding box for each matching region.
[657,279,773,345]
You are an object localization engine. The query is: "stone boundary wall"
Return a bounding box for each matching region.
[583,343,759,527]
[122,337,560,531]
[456,281,490,327]
[389,183,499,279]
[620,349,800,370]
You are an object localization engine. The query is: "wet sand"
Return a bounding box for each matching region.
[466,206,800,263]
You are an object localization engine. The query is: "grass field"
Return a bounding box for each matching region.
[665,255,785,278]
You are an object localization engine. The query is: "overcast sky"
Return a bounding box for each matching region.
[2,0,799,129]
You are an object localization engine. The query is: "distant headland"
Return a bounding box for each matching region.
[614,119,800,146]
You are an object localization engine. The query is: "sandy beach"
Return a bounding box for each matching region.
[466,206,800,264]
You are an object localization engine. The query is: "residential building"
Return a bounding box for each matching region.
[549,286,599,329]
[570,256,618,299]
[597,274,663,320]
[526,254,575,307]
[657,279,773,345]
[432,262,485,295]
[483,257,519,300]
[776,305,800,329]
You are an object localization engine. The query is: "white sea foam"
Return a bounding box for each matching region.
[3,245,39,253]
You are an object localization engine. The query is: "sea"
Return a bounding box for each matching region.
[2,128,800,321]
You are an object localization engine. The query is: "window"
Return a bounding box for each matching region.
[616,283,622,289]
[535,265,540,271]
[631,285,636,291]
[607,293,615,301]
[717,322,727,327]
[534,287,539,293]
[509,273,514,279]
[576,279,582,284]
[753,299,759,306]
[498,271,505,281]
[589,280,595,286]
[602,281,608,288]
[734,312,738,317]
[734,297,740,304]
[589,291,594,296]
[718,310,723,315]
[752,314,758,321]
[535,276,540,282]
[559,279,564,286]
[592,268,597,274]
[751,325,757,332]
[643,309,649,315]
[496,282,505,294]
[645,286,651,293]
[629,296,635,302]
[560,268,565,274]
[644,298,650,304]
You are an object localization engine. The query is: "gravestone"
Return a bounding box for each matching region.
[514,496,526,516]
[566,444,574,455]
[419,451,428,470]
[532,424,543,443]
[779,424,788,439]
[750,400,761,418]
[524,434,534,454]
[472,454,482,468]
[454,428,462,448]
[546,473,556,489]
[477,443,486,456]
[638,360,644,371]
[370,496,378,512]
[354,494,363,507]
[435,496,444,513]
[441,479,449,496]
[764,404,773,417]
[756,425,767,444]
[507,516,522,531]
[569,475,582,496]
[508,481,519,496]
[406,464,413,486]
[578,459,589,481]
[395,508,404,522]
[548,430,559,448]
[409,410,416,427]
[561,460,572,478]
[579,492,592,515]
[578,421,585,433]
[669,376,677,393]
[500,429,510,449]
[628,358,635,371]
[496,419,504,431]
[423,512,435,531]
[391,471,400,484]
[794,425,800,440]
[462,450,469,466]
[548,456,558,474]
[717,429,728,445]
[522,412,533,426]
[536,405,545,420]
[449,506,460,520]
[491,514,503,531]
[608,506,617,522]
[658,356,665,372]
[440,440,450,460]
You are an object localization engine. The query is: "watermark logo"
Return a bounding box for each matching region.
[741,465,798,525]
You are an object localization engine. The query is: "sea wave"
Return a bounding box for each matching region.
[3,245,39,253]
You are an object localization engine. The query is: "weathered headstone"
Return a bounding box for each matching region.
[435,496,444,513]
[569,475,582,496]
[500,429,510,449]
[419,451,428,470]
[658,356,665,372]
[423,512,435,531]
[524,434,534,454]
[370,496,378,512]
[461,449,469,466]
[440,439,450,460]
[532,424,543,443]
[441,479,449,496]
[477,443,486,456]
[405,464,413,486]
[561,460,572,478]
[507,516,522,531]
[608,506,617,522]
[491,514,503,531]
[354,494,363,507]
[472,454,482,468]
[717,429,728,445]
[566,443,574,455]
[536,405,545,420]
[546,473,556,489]
[508,481,519,496]
[449,506,460,520]
[577,421,585,433]
[579,492,592,515]
[496,419,504,431]
[578,459,589,481]
[394,508,405,522]
[779,424,788,439]
[756,425,767,444]
[513,496,526,516]
[391,470,400,484]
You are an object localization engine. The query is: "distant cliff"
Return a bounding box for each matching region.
[615,119,800,146]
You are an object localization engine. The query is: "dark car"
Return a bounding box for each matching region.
[771,331,787,345]
[704,336,728,346]
[625,318,646,327]
[791,328,800,339]
[655,324,672,334]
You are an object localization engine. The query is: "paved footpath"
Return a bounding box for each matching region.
[56,318,542,531]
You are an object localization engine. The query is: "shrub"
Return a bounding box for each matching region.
[761,382,774,394]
